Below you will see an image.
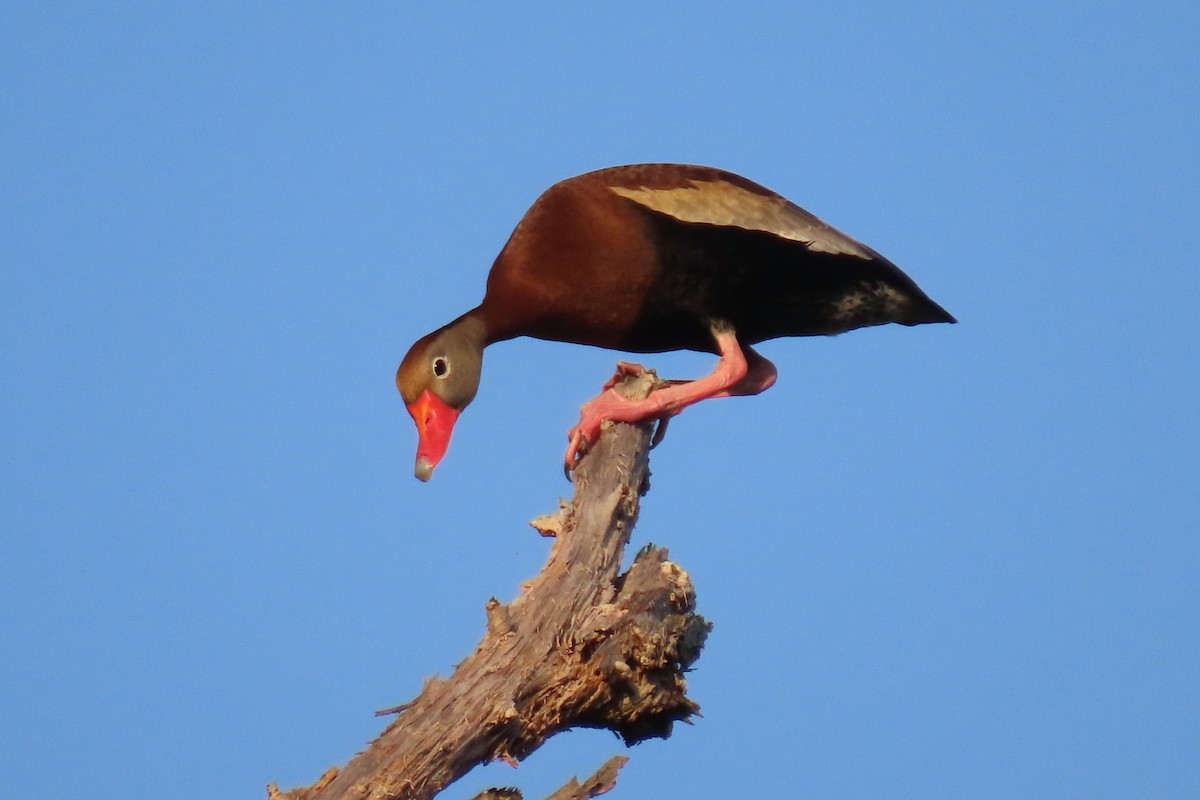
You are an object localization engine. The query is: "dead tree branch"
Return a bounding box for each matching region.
[269,373,710,800]
[468,755,628,800]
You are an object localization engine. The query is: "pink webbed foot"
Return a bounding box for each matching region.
[565,364,655,474]
[564,388,673,474]
[562,325,774,479]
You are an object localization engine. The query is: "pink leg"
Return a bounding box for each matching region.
[565,327,775,470]
[644,347,776,448]
[709,346,777,399]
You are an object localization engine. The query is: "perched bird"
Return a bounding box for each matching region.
[397,163,955,481]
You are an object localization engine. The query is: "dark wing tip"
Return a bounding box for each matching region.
[905,295,957,326]
[933,306,957,324]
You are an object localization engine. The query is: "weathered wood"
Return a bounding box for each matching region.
[543,755,628,800]
[269,373,709,800]
[468,755,628,800]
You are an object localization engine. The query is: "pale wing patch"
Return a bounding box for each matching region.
[609,179,871,258]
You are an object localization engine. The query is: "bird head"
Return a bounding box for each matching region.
[396,317,485,481]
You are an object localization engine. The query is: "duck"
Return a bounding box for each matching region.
[396,163,955,482]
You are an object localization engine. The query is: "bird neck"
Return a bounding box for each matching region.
[451,308,489,351]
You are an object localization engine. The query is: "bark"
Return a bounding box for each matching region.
[469,756,628,800]
[268,373,710,800]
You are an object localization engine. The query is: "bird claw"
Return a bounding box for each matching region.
[563,429,589,480]
[563,412,604,480]
[563,389,679,480]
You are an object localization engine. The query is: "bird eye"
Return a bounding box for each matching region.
[432,357,449,378]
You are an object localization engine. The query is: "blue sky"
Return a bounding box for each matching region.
[2,3,1197,798]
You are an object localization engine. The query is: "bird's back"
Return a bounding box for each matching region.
[480,164,954,353]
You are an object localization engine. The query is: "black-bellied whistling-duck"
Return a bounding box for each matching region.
[397,163,955,481]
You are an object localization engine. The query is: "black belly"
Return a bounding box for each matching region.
[619,209,954,354]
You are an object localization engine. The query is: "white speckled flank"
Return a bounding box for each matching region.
[833,280,910,322]
[609,179,872,258]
